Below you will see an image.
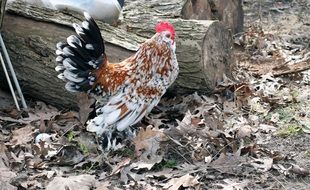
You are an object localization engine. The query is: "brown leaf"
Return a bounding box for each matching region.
[258,124,277,133]
[273,164,310,176]
[120,164,145,184]
[95,181,111,190]
[146,168,174,179]
[0,144,17,189]
[236,125,253,138]
[110,157,131,175]
[53,145,84,166]
[288,164,310,176]
[161,174,199,190]
[250,157,273,172]
[46,175,96,190]
[20,179,43,189]
[9,125,34,146]
[25,102,60,123]
[191,117,203,126]
[132,126,166,170]
[39,118,47,133]
[77,93,95,125]
[210,147,246,174]
[0,181,17,190]
[214,179,250,190]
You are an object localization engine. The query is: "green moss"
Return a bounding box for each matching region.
[153,159,178,170]
[265,103,303,125]
[276,124,303,138]
[79,143,90,155]
[304,151,310,158]
[67,131,75,142]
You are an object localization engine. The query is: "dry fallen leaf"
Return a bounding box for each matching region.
[301,123,310,134]
[161,174,199,190]
[146,168,174,179]
[77,93,95,125]
[9,125,34,147]
[0,144,17,190]
[110,157,131,175]
[132,126,167,170]
[210,147,246,175]
[126,180,158,190]
[119,164,145,184]
[258,124,277,133]
[46,174,96,190]
[248,97,270,114]
[288,164,310,176]
[95,181,111,190]
[53,145,85,166]
[214,179,250,190]
[24,101,60,123]
[250,157,273,172]
[236,125,253,138]
[0,181,17,190]
[273,163,310,176]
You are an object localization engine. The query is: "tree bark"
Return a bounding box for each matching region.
[1,0,233,108]
[182,0,244,34]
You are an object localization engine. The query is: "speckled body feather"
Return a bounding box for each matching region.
[55,13,178,150]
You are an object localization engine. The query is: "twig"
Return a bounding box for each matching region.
[170,146,193,165]
[60,124,79,138]
[273,61,310,77]
[0,116,29,124]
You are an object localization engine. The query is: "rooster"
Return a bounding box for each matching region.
[55,12,178,150]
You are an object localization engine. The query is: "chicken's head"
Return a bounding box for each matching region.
[155,21,176,51]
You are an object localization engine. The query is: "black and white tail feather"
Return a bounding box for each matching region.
[55,12,136,151]
[55,12,105,94]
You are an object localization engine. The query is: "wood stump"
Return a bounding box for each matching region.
[182,0,244,34]
[0,0,233,108]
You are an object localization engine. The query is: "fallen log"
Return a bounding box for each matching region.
[0,0,233,108]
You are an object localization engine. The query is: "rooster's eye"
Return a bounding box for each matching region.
[165,33,171,38]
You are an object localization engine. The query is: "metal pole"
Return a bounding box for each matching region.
[0,52,20,110]
[0,34,27,109]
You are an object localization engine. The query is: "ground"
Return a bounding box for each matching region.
[0,0,309,189]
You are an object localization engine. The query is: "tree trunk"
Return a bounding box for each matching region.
[182,0,244,34]
[1,0,233,108]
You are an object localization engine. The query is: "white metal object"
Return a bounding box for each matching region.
[0,0,27,110]
[0,52,20,110]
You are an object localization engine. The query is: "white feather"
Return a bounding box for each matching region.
[56,56,63,62]
[63,58,77,70]
[72,23,84,35]
[56,50,63,55]
[84,12,91,20]
[63,70,84,83]
[109,93,124,105]
[63,47,74,56]
[67,35,82,48]
[116,103,145,131]
[116,111,137,131]
[105,109,121,125]
[55,65,64,72]
[57,73,65,80]
[98,103,120,114]
[82,21,90,30]
[147,99,160,113]
[65,82,78,92]
[86,44,95,50]
[87,116,106,135]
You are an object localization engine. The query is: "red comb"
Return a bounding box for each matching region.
[155,21,175,40]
